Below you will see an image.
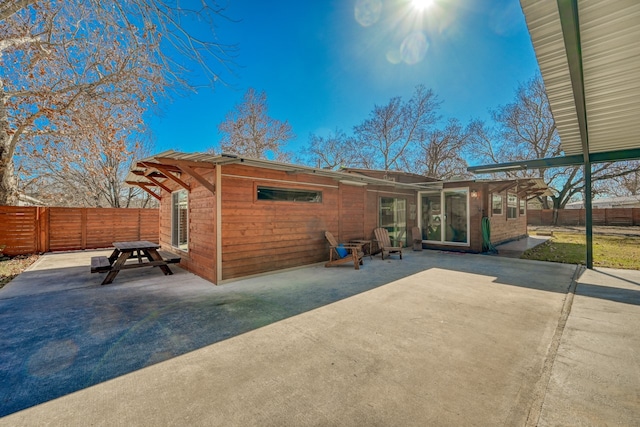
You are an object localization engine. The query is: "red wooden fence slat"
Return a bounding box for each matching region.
[0,207,159,256]
[527,208,640,227]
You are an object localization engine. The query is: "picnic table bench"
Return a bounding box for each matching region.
[90,241,181,285]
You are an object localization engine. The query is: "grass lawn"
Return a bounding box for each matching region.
[0,255,39,289]
[522,232,640,269]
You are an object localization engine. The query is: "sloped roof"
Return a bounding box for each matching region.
[522,0,640,159]
[125,150,444,193]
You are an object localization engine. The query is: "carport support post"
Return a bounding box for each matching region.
[585,161,593,269]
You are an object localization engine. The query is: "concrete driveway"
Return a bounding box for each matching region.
[0,249,638,425]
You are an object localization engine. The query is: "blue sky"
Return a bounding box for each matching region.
[149,0,540,158]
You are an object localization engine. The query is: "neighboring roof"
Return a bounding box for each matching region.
[566,195,640,209]
[17,193,44,207]
[125,151,444,194]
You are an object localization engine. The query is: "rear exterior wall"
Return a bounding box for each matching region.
[488,185,528,245]
[219,166,420,281]
[158,167,217,283]
[158,163,426,284]
[219,164,344,280]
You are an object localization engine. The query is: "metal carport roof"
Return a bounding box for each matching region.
[468,0,640,268]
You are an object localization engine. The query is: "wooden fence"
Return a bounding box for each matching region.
[528,208,640,227]
[0,207,159,256]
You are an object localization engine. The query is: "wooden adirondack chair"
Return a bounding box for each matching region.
[324,231,364,269]
[412,226,423,251]
[373,228,403,260]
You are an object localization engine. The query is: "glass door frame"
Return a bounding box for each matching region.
[418,188,470,247]
[378,196,407,247]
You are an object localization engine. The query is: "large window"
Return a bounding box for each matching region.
[257,186,322,203]
[492,194,503,215]
[507,194,518,219]
[172,190,188,251]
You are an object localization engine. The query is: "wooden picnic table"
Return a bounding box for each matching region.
[91,240,180,286]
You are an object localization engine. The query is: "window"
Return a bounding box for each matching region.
[257,186,322,203]
[507,194,518,219]
[172,190,188,251]
[519,199,526,215]
[492,194,503,215]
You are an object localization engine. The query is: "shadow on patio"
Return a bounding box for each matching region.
[0,249,577,417]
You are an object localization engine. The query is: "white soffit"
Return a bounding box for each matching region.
[521,0,640,156]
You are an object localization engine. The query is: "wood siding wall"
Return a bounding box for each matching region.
[489,186,528,244]
[339,184,366,241]
[527,208,640,226]
[0,207,158,256]
[154,163,426,284]
[469,184,484,252]
[220,164,341,281]
[158,168,217,283]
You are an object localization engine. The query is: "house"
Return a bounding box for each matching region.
[17,192,44,207]
[565,196,640,209]
[126,151,547,284]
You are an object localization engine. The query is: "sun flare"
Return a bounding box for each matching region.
[411,0,435,11]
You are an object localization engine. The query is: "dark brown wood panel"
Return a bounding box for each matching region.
[338,184,366,242]
[219,169,340,280]
[0,207,38,255]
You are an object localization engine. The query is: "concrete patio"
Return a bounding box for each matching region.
[0,249,638,425]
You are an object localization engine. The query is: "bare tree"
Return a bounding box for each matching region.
[215,88,294,161]
[412,119,472,179]
[19,101,154,207]
[300,128,359,170]
[469,75,639,213]
[353,85,440,171]
[595,162,640,197]
[0,0,234,205]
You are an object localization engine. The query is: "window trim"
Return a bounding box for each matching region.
[519,199,526,216]
[256,185,323,203]
[417,188,470,247]
[171,189,189,252]
[507,193,518,219]
[491,194,503,216]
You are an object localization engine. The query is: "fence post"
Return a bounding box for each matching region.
[38,207,50,253]
[81,208,88,250]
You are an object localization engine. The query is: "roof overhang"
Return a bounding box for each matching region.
[475,178,552,199]
[468,147,640,174]
[468,0,640,174]
[126,150,442,198]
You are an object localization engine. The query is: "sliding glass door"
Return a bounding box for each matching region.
[379,197,407,246]
[443,190,468,243]
[420,189,469,245]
